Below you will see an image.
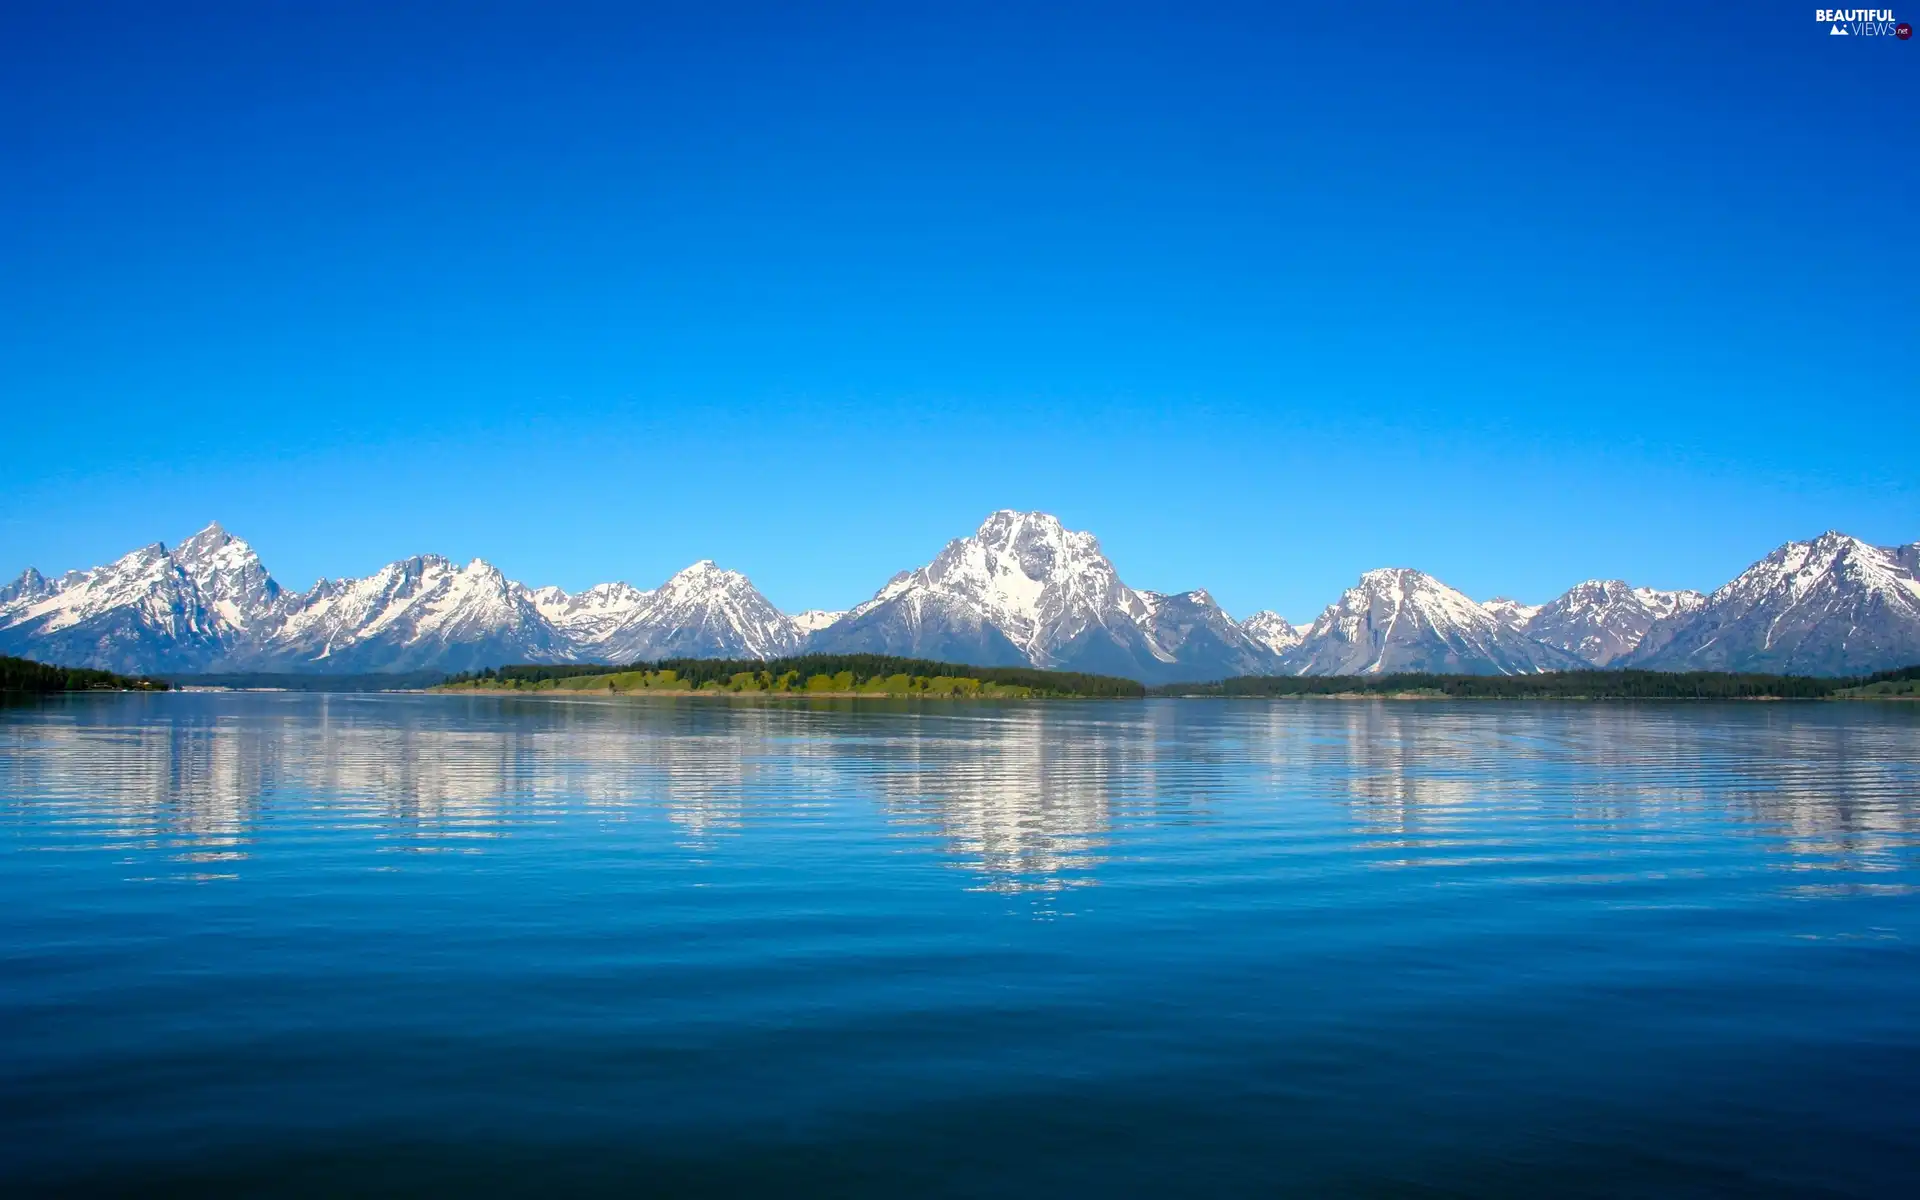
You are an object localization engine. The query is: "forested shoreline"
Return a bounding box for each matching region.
[439,655,1147,699]
[1151,665,1920,700]
[10,652,1916,700]
[0,655,170,693]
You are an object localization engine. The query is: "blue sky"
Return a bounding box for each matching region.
[4,2,1914,621]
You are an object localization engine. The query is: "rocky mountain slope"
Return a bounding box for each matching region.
[247,555,570,673]
[803,511,1283,683]
[1480,598,1542,630]
[0,524,803,675]
[5,519,1917,679]
[1521,581,1705,667]
[594,561,804,662]
[1240,611,1306,656]
[1626,532,1920,675]
[1281,568,1585,676]
[0,541,231,674]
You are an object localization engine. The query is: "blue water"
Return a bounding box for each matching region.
[2,693,1918,1195]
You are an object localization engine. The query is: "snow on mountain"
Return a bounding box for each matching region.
[1522,581,1704,667]
[528,581,653,646]
[257,555,572,673]
[813,511,1134,666]
[594,561,803,661]
[1282,568,1584,676]
[1480,597,1542,630]
[1,526,805,673]
[12,520,1917,678]
[0,567,52,607]
[807,511,1280,681]
[0,538,231,673]
[1627,532,1920,675]
[791,609,846,634]
[170,522,288,634]
[1133,589,1284,682]
[1240,610,1305,655]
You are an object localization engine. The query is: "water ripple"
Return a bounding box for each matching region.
[1,694,1917,1194]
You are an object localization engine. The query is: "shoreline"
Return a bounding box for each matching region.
[421,687,1917,703]
[427,686,1040,700]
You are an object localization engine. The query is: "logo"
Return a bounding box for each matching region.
[1816,8,1905,35]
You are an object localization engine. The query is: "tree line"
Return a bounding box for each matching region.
[0,655,170,693]
[443,654,1146,698]
[1151,666,1920,700]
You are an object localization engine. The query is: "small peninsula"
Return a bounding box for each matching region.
[435,655,1147,699]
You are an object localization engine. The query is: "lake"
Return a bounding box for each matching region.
[2,693,1917,1195]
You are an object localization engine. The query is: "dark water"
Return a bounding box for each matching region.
[3,694,1918,1196]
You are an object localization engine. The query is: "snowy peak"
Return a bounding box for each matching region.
[914,509,1132,657]
[1523,579,1704,667]
[261,552,567,672]
[655,559,742,597]
[1241,610,1305,655]
[1716,531,1914,608]
[529,581,653,644]
[1703,531,1919,618]
[10,519,1919,679]
[595,560,802,661]
[1132,588,1281,679]
[169,521,285,632]
[1630,531,1920,674]
[171,521,231,563]
[808,510,1280,681]
[0,567,51,606]
[1480,597,1542,630]
[15,541,181,633]
[0,532,242,673]
[792,609,846,634]
[1284,568,1580,676]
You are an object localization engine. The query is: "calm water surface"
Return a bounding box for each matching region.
[2,693,1918,1195]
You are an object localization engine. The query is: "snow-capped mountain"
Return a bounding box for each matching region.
[0,524,292,673]
[806,511,1282,682]
[791,609,846,634]
[1627,532,1920,675]
[8,519,1920,679]
[1135,589,1285,682]
[0,525,803,674]
[1480,597,1542,630]
[252,555,571,673]
[1240,611,1306,655]
[171,522,288,634]
[1281,568,1584,676]
[0,542,228,673]
[594,561,804,661]
[1521,581,1704,667]
[0,567,52,607]
[527,565,803,661]
[528,581,653,647]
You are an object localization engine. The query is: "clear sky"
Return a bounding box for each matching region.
[4,2,1914,621]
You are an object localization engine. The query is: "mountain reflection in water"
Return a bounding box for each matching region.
[3,693,1914,896]
[4,692,1919,1195]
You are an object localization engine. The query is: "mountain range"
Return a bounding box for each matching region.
[4,513,1917,681]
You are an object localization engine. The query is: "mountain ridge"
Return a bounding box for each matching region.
[4,517,1916,679]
